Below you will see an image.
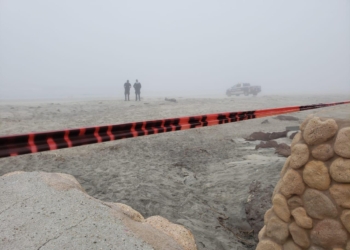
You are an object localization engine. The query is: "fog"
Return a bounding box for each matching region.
[1,0,349,100]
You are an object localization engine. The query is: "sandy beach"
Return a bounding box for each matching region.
[1,94,349,249]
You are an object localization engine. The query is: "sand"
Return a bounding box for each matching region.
[0,94,349,249]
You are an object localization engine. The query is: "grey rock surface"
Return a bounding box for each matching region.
[0,172,185,250]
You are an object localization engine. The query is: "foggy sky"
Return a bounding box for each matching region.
[1,0,349,99]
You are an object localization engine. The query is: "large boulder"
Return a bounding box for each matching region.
[246,131,288,141]
[0,171,197,250]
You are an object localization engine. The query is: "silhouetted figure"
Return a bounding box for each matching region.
[124,80,131,101]
[133,79,142,101]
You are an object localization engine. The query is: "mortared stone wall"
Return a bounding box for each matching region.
[257,115,350,250]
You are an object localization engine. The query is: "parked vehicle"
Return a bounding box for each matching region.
[226,83,261,97]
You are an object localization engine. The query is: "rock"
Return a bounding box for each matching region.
[302,188,338,219]
[270,131,289,140]
[300,114,315,131]
[291,207,312,229]
[302,161,331,190]
[280,169,305,198]
[311,143,334,161]
[2,171,25,177]
[114,203,145,222]
[273,115,299,121]
[275,143,291,157]
[282,240,302,250]
[145,216,197,250]
[183,174,197,186]
[329,184,350,208]
[289,144,309,169]
[289,222,310,248]
[280,157,291,178]
[256,240,282,250]
[261,119,269,124]
[330,158,350,183]
[165,98,177,103]
[0,172,194,250]
[302,117,338,146]
[310,219,348,248]
[289,131,298,140]
[255,140,278,150]
[265,215,289,244]
[272,194,290,222]
[334,127,350,158]
[258,225,266,241]
[340,210,350,233]
[273,179,283,198]
[287,196,303,210]
[245,181,274,240]
[40,172,85,192]
[246,131,267,141]
[347,241,350,250]
[291,132,302,147]
[246,131,288,141]
[255,141,290,157]
[308,246,325,250]
[264,208,275,225]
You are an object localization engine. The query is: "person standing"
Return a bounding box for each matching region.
[133,79,142,101]
[124,80,131,101]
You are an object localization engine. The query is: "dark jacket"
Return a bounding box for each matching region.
[124,82,131,91]
[133,82,141,92]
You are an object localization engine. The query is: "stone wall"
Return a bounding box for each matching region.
[257,116,350,249]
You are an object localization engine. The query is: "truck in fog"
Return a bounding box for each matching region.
[226,83,261,97]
